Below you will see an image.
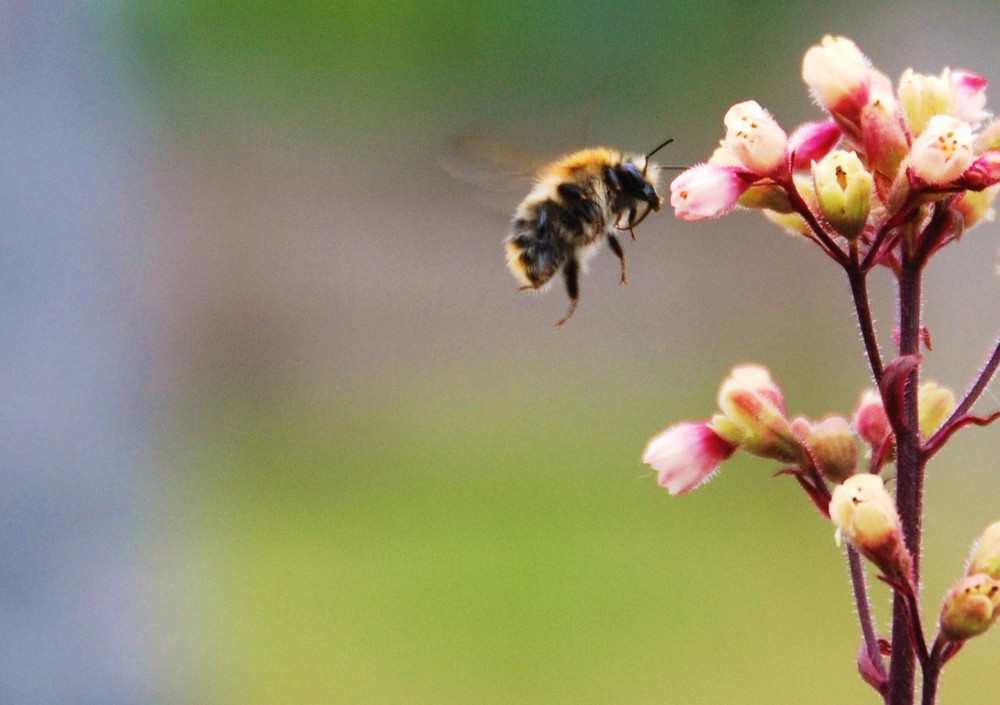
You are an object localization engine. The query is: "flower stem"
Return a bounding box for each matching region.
[924,335,1000,455]
[887,253,925,705]
[847,545,887,687]
[921,639,944,705]
[847,246,884,383]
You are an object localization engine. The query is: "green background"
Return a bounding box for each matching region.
[107,1,1000,702]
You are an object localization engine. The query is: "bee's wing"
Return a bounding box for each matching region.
[440,135,547,214]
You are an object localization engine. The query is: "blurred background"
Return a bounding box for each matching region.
[2,1,998,703]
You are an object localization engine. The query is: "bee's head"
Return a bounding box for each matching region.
[614,160,662,211]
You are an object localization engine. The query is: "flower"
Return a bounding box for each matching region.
[908,115,975,186]
[788,119,842,169]
[812,149,873,238]
[859,93,909,195]
[975,119,1000,152]
[711,365,804,464]
[952,70,990,124]
[954,185,999,229]
[959,151,1000,190]
[968,521,1000,580]
[898,68,957,137]
[853,389,892,450]
[802,36,871,128]
[643,422,736,496]
[939,573,1000,641]
[917,381,955,438]
[669,163,751,221]
[723,100,789,175]
[793,415,857,483]
[830,473,911,581]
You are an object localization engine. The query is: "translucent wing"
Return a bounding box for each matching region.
[440,135,547,213]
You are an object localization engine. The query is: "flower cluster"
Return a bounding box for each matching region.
[669,35,1000,260]
[642,35,1000,703]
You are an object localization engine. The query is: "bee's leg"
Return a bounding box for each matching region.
[607,233,627,284]
[555,257,580,328]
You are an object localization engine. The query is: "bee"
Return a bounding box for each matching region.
[504,138,672,326]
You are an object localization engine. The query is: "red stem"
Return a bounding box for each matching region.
[923,336,1000,456]
[887,253,924,705]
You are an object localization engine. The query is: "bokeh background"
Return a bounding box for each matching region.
[3,1,999,703]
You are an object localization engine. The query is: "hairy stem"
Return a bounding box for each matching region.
[921,640,944,705]
[847,545,887,688]
[847,247,885,383]
[925,335,1000,454]
[887,254,925,705]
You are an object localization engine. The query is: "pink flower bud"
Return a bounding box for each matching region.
[802,36,871,132]
[789,119,842,169]
[643,422,737,496]
[968,521,1000,580]
[959,151,1000,189]
[830,474,911,582]
[859,95,909,197]
[939,573,1000,642]
[952,70,990,125]
[723,100,789,175]
[669,164,751,221]
[908,115,975,186]
[853,389,891,449]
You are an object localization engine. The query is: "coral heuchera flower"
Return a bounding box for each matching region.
[908,114,975,186]
[812,149,873,238]
[723,100,789,175]
[643,364,803,494]
[668,34,1000,251]
[647,35,1000,702]
[642,422,736,496]
[669,163,750,221]
[802,36,871,127]
[830,473,911,581]
[968,521,1000,579]
[939,573,1000,641]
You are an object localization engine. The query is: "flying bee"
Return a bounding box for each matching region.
[504,139,672,326]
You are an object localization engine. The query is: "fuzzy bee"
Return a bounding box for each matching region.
[504,139,671,326]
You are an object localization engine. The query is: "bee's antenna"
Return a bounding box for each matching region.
[645,137,674,160]
[643,138,686,174]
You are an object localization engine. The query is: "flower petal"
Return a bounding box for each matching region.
[643,422,736,496]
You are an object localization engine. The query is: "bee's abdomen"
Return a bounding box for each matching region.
[505,201,573,288]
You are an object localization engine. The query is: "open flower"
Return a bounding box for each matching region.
[909,115,975,185]
[643,422,736,496]
[723,100,789,175]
